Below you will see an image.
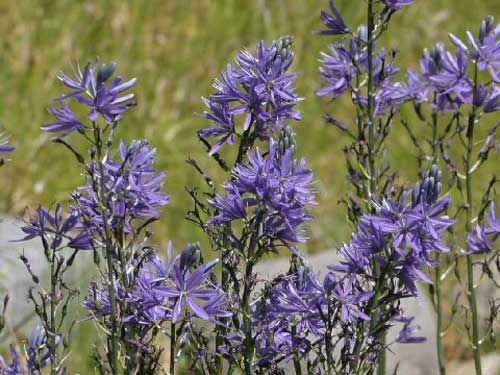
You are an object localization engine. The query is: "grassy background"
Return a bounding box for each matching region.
[0,0,499,372]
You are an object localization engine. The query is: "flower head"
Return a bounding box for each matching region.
[74,140,169,235]
[317,1,349,36]
[382,0,415,11]
[209,139,315,254]
[199,37,302,154]
[55,60,136,124]
[18,204,91,251]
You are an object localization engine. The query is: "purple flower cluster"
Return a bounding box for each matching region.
[405,16,500,112]
[241,263,375,370]
[198,37,302,155]
[209,139,315,254]
[0,327,65,375]
[336,178,453,295]
[317,28,404,117]
[84,243,230,331]
[467,203,500,254]
[42,60,136,139]
[19,204,91,251]
[73,140,169,237]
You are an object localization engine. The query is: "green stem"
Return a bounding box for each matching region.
[93,123,120,374]
[465,65,482,375]
[170,321,176,375]
[367,0,377,200]
[242,259,255,375]
[50,250,57,375]
[435,263,446,375]
[430,102,446,375]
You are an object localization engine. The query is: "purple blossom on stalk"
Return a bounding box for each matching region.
[394,315,426,344]
[330,277,373,323]
[18,204,91,251]
[0,327,63,375]
[73,140,169,234]
[428,47,471,103]
[198,37,302,154]
[158,258,227,323]
[85,243,230,326]
[450,16,500,81]
[209,139,315,254]
[252,266,326,364]
[403,44,467,111]
[317,42,359,99]
[41,103,84,139]
[55,60,136,124]
[0,345,22,375]
[467,203,500,254]
[333,170,454,295]
[382,0,415,11]
[317,1,349,36]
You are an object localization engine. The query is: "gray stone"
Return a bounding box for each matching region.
[0,216,92,337]
[255,250,439,375]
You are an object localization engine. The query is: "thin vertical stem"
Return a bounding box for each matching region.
[367,0,377,200]
[170,321,176,375]
[50,250,57,375]
[435,264,446,375]
[430,101,446,375]
[464,64,482,375]
[365,1,385,374]
[93,123,120,374]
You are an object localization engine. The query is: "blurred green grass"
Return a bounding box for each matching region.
[0,0,499,251]
[0,0,499,372]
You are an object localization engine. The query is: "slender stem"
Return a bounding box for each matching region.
[292,325,303,375]
[429,100,447,375]
[353,266,387,374]
[464,65,482,375]
[367,0,377,200]
[365,2,386,374]
[242,259,255,375]
[465,120,482,375]
[435,264,446,375]
[93,123,120,374]
[170,321,176,375]
[50,250,57,375]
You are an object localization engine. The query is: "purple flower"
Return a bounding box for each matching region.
[317,41,359,99]
[56,60,136,124]
[394,316,426,344]
[198,99,236,155]
[428,47,471,102]
[18,204,91,251]
[450,16,500,81]
[0,345,23,375]
[382,0,415,11]
[0,327,61,375]
[158,258,228,323]
[199,37,302,153]
[0,133,15,154]
[334,168,454,295]
[41,103,84,139]
[252,266,325,363]
[330,278,373,323]
[74,140,169,234]
[317,1,349,36]
[209,140,315,254]
[467,203,500,254]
